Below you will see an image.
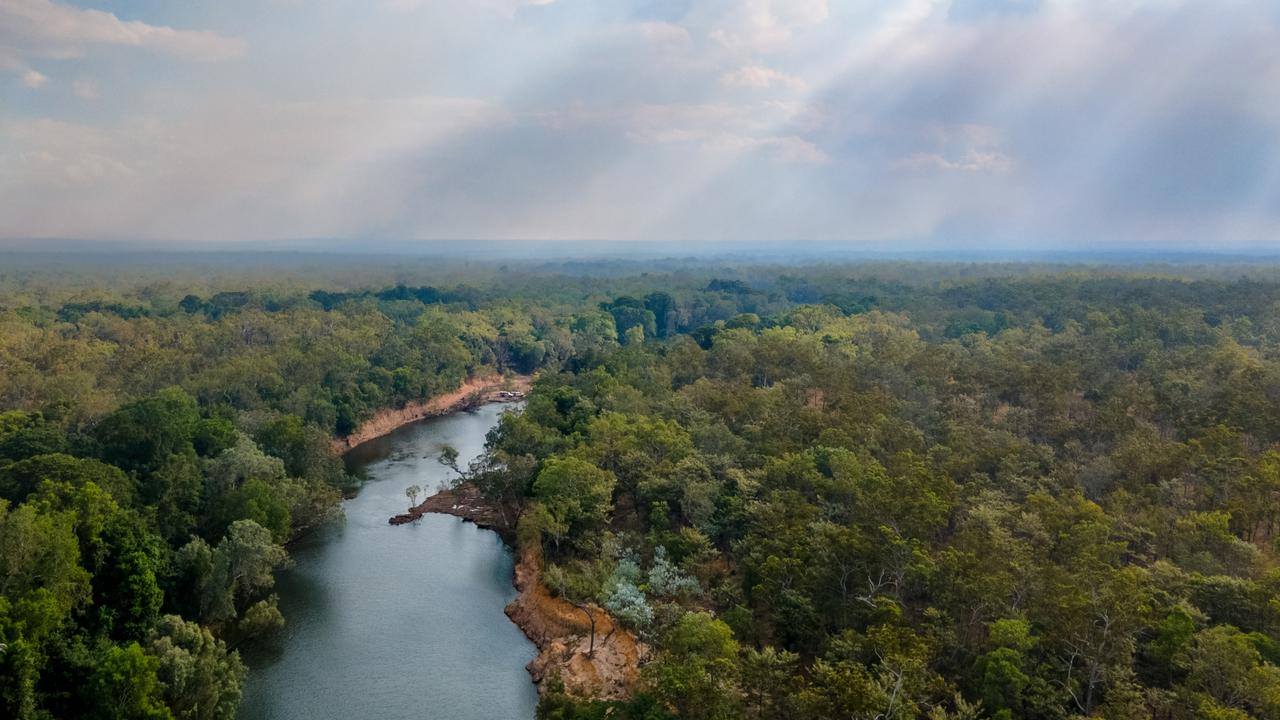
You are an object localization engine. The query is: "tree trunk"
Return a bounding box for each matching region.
[572,602,597,656]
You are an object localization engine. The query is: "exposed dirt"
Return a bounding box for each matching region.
[389,482,516,542]
[333,374,531,452]
[505,547,645,701]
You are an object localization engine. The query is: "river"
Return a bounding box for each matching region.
[238,403,539,720]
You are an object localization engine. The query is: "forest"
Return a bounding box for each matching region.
[5,255,1280,719]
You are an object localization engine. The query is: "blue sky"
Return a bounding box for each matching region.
[2,0,1278,249]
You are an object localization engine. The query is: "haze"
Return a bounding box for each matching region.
[2,0,1278,250]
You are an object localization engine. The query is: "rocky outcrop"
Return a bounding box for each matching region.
[505,548,645,701]
[334,374,531,452]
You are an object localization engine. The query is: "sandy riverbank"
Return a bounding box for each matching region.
[332,374,531,452]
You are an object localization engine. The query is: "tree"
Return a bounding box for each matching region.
[0,454,135,506]
[438,444,461,475]
[0,411,68,462]
[648,612,741,720]
[0,500,90,617]
[532,457,616,549]
[254,414,347,485]
[796,658,885,720]
[601,297,656,344]
[647,547,701,601]
[740,646,799,719]
[86,642,172,720]
[193,418,238,459]
[178,520,289,632]
[1183,625,1280,718]
[405,484,422,509]
[0,500,92,718]
[644,292,678,338]
[147,615,246,720]
[226,478,291,542]
[201,436,302,542]
[93,387,200,476]
[544,560,610,655]
[145,452,203,543]
[467,450,535,527]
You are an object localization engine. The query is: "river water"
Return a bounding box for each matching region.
[238,403,539,720]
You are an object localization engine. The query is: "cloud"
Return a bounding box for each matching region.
[71,78,97,99]
[557,99,830,163]
[633,126,829,164]
[896,150,1014,173]
[2,0,1280,248]
[0,95,508,240]
[709,0,829,54]
[896,123,1015,172]
[20,68,45,87]
[633,21,694,49]
[721,64,807,92]
[0,0,244,64]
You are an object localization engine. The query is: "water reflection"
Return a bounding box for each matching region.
[238,404,538,720]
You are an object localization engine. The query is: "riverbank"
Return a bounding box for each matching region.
[389,481,515,542]
[369,375,644,702]
[333,373,531,452]
[506,547,645,701]
[397,488,645,701]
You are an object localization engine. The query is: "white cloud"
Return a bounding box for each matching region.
[20,68,45,87]
[0,0,244,64]
[721,64,807,92]
[709,134,829,164]
[896,150,1014,173]
[623,102,829,164]
[3,0,1280,247]
[896,123,1015,172]
[634,21,694,50]
[709,0,829,54]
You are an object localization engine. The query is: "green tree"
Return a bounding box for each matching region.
[532,457,616,550]
[86,642,172,720]
[0,453,135,506]
[544,561,608,655]
[740,646,799,719]
[648,612,741,720]
[178,520,289,632]
[147,615,246,720]
[93,387,200,476]
[0,500,92,718]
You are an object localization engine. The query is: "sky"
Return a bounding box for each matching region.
[1,0,1278,251]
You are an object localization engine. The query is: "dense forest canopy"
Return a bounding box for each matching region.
[5,255,1280,719]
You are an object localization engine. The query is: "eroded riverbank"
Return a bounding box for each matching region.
[332,374,531,452]
[402,482,646,701]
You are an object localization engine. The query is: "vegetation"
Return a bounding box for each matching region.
[0,262,579,718]
[7,254,1280,718]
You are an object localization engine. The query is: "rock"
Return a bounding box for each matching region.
[503,548,645,702]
